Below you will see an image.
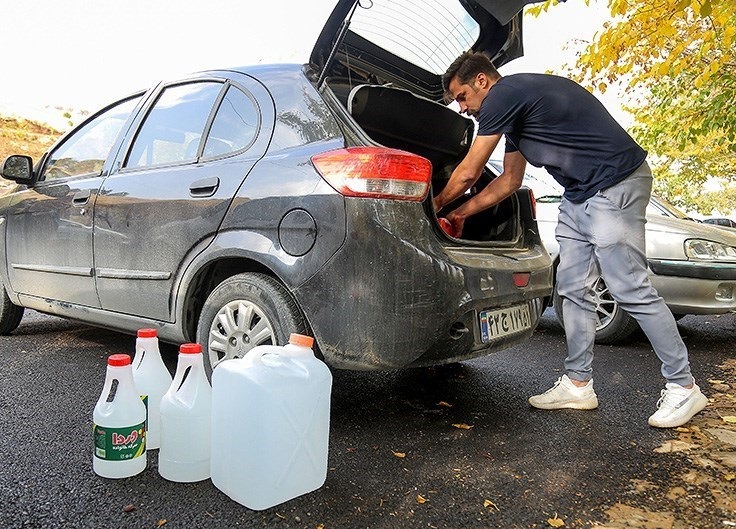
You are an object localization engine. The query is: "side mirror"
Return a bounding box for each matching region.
[1,155,36,184]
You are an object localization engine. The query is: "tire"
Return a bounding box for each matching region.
[553,276,639,345]
[196,273,309,377]
[0,278,24,335]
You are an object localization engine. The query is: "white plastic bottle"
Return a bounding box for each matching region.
[158,343,212,482]
[93,354,147,478]
[131,328,172,450]
[210,333,332,510]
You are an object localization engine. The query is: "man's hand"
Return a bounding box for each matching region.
[445,211,466,237]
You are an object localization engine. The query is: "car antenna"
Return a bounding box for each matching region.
[317,0,364,89]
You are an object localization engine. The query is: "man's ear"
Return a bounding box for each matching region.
[475,72,489,89]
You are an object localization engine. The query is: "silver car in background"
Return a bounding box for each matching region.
[488,160,736,344]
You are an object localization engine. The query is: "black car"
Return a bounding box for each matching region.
[0,0,551,372]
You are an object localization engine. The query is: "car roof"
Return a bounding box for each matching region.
[311,0,538,102]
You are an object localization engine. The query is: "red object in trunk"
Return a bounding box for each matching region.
[438,217,460,237]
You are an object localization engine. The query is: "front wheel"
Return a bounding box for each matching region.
[196,273,309,377]
[553,276,639,345]
[0,277,24,335]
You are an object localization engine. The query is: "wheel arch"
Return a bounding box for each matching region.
[179,256,283,343]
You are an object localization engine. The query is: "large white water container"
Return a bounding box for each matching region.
[158,343,212,483]
[210,333,332,510]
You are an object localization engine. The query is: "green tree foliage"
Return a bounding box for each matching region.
[530,0,736,214]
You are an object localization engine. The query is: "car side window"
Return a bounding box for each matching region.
[125,82,223,169]
[43,96,141,181]
[203,85,260,159]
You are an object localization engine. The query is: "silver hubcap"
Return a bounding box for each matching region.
[207,300,275,369]
[592,277,617,331]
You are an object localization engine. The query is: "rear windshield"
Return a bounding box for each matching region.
[350,0,480,75]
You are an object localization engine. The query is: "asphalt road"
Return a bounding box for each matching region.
[1,309,734,529]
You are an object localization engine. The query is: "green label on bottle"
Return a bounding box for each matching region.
[94,422,146,461]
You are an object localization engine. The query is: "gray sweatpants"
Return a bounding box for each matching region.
[554,161,693,386]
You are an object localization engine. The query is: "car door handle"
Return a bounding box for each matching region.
[189,177,220,197]
[73,189,91,206]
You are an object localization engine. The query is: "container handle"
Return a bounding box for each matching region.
[241,346,270,367]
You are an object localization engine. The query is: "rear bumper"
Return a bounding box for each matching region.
[294,200,553,370]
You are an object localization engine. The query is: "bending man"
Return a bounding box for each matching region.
[434,51,707,429]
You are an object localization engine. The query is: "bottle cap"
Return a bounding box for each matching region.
[137,328,158,338]
[180,343,203,354]
[289,333,314,348]
[108,353,132,366]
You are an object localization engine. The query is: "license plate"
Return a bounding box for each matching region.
[479,304,532,343]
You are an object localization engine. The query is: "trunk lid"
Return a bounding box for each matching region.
[310,0,537,102]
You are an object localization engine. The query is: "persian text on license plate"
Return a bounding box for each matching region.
[479,304,531,343]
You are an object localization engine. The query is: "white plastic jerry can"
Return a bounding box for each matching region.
[131,328,172,450]
[158,343,212,483]
[93,354,147,478]
[210,333,332,511]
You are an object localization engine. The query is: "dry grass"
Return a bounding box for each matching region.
[0,116,61,192]
[0,116,61,166]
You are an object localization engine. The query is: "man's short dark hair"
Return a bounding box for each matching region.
[442,51,501,102]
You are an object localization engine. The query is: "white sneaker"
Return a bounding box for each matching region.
[648,382,708,428]
[528,375,599,410]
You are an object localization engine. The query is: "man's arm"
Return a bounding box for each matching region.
[432,133,503,212]
[445,150,527,232]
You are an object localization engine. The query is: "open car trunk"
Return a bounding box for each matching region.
[327,82,524,244]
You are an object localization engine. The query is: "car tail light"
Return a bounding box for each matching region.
[513,272,530,288]
[312,147,432,201]
[528,188,537,220]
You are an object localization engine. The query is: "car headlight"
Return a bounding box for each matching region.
[684,239,736,261]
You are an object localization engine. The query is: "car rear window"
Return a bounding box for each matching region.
[350,0,480,75]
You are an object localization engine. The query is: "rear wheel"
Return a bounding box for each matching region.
[196,273,309,377]
[0,278,24,335]
[553,276,639,345]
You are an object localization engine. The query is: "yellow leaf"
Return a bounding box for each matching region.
[437,401,453,408]
[722,416,736,424]
[654,440,697,453]
[484,499,500,511]
[417,494,428,504]
[452,423,473,430]
[317,525,325,529]
[699,0,712,17]
[392,451,406,458]
[548,515,566,527]
[157,521,168,528]
[724,473,736,481]
[708,379,724,384]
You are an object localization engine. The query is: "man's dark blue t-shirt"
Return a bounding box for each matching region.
[477,73,647,203]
